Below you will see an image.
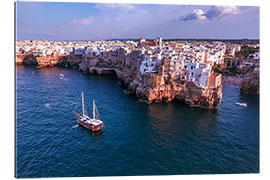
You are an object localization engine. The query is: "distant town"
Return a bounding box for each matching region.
[16,37,260,109]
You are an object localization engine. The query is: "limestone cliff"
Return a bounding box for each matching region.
[17,52,223,109]
[70,53,223,109]
[241,68,259,95]
[22,54,38,66]
[134,74,222,109]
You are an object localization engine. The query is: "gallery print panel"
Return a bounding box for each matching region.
[15,0,259,178]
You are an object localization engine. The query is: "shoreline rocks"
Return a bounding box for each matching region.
[22,54,39,66]
[221,67,259,95]
[241,68,259,95]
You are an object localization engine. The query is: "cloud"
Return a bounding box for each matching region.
[94,3,135,11]
[179,6,242,22]
[204,6,242,20]
[72,16,94,25]
[179,9,206,22]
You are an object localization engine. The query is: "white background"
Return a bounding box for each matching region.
[0,0,269,180]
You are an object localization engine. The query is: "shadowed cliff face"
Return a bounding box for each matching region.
[22,54,39,66]
[221,63,260,95]
[241,68,259,95]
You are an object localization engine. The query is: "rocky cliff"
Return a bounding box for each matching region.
[133,74,222,109]
[17,52,223,109]
[17,53,63,67]
[22,54,39,66]
[241,67,259,94]
[67,53,222,109]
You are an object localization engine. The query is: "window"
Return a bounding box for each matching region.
[184,65,187,69]
[191,66,193,70]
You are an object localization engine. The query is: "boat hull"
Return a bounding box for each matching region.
[75,114,104,132]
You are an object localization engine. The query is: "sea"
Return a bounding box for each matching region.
[15,66,259,178]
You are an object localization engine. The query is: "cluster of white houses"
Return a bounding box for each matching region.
[16,37,259,89]
[137,37,226,88]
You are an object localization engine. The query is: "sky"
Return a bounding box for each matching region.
[16,1,260,40]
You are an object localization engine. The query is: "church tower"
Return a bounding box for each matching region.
[155,37,162,49]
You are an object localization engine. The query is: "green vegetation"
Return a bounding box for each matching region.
[212,63,222,74]
[235,47,259,59]
[212,62,241,76]
[220,67,240,76]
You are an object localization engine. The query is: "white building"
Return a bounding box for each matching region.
[155,37,162,49]
[207,50,224,65]
[183,62,211,88]
[254,52,260,60]
[140,54,162,74]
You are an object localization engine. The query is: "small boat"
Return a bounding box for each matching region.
[73,92,104,131]
[236,102,247,107]
[59,74,65,80]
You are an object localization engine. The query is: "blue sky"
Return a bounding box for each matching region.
[16,1,259,40]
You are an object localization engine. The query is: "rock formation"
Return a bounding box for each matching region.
[133,73,222,109]
[16,50,223,109]
[241,67,259,94]
[58,51,223,109]
[22,54,39,66]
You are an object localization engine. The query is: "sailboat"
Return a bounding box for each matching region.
[73,92,104,131]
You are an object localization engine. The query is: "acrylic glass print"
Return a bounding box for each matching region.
[15,1,260,178]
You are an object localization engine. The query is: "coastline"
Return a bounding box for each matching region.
[15,53,223,110]
[15,38,258,109]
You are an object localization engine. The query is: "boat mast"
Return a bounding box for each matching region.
[93,100,95,119]
[82,92,85,116]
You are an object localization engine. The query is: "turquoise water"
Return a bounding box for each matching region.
[15,66,259,177]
